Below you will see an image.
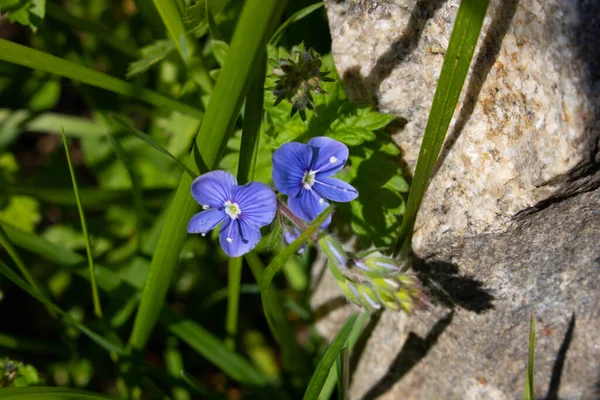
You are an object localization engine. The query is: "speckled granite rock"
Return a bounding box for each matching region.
[314,0,600,398]
[311,188,600,399]
[325,0,600,250]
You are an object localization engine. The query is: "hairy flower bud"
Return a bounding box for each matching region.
[269,43,333,121]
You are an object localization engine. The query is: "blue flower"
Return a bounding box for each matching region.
[187,171,276,258]
[272,137,358,226]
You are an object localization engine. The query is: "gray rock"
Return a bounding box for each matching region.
[325,0,600,250]
[313,0,600,398]
[312,188,600,399]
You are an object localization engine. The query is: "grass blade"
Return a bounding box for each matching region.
[0,222,42,295]
[7,186,172,210]
[0,109,105,137]
[151,0,196,61]
[524,313,536,400]
[318,311,371,400]
[0,387,119,399]
[225,256,243,350]
[128,0,286,352]
[270,2,324,45]
[2,221,269,387]
[237,56,266,185]
[106,133,146,251]
[246,252,312,384]
[109,115,197,179]
[304,314,358,400]
[392,0,489,255]
[0,39,203,119]
[61,130,102,318]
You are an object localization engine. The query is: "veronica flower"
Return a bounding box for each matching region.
[187,171,276,258]
[272,137,358,227]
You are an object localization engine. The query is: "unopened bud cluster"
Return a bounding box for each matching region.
[270,43,333,121]
[318,235,424,313]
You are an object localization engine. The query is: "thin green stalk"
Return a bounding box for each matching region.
[270,2,324,45]
[61,130,102,317]
[225,257,243,351]
[237,56,266,185]
[0,223,43,296]
[392,0,489,255]
[0,39,203,119]
[128,0,286,352]
[524,313,536,400]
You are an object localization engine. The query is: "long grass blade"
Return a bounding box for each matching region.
[524,313,536,400]
[128,0,286,352]
[7,186,171,209]
[392,0,489,255]
[225,256,243,350]
[237,56,266,185]
[0,109,105,137]
[109,115,197,179]
[2,221,269,386]
[0,223,42,295]
[106,133,146,251]
[270,2,324,45]
[0,39,203,119]
[151,0,197,63]
[0,387,119,399]
[61,130,102,317]
[246,251,312,383]
[304,314,358,400]
[318,311,371,400]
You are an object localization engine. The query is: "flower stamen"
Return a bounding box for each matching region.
[224,200,241,219]
[302,170,316,190]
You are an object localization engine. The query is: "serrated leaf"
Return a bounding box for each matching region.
[126,40,175,79]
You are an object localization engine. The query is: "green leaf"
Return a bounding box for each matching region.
[126,40,175,79]
[393,0,490,254]
[62,130,102,318]
[128,0,286,352]
[0,39,203,119]
[524,313,536,400]
[0,0,45,31]
[304,313,358,400]
[270,2,324,45]
[183,0,231,31]
[0,387,118,399]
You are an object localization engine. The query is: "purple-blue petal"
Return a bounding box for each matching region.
[232,182,276,228]
[191,170,237,208]
[288,189,331,228]
[313,177,358,202]
[219,218,262,258]
[283,227,306,254]
[272,142,313,197]
[307,137,349,176]
[187,208,225,235]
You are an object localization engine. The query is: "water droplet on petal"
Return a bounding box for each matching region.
[201,232,206,237]
[226,237,233,243]
[329,156,338,164]
[319,198,325,205]
[202,204,210,210]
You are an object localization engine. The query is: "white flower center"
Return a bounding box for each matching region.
[224,200,241,219]
[302,170,316,190]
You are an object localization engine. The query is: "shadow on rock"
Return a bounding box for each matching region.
[412,257,495,313]
[360,311,454,400]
